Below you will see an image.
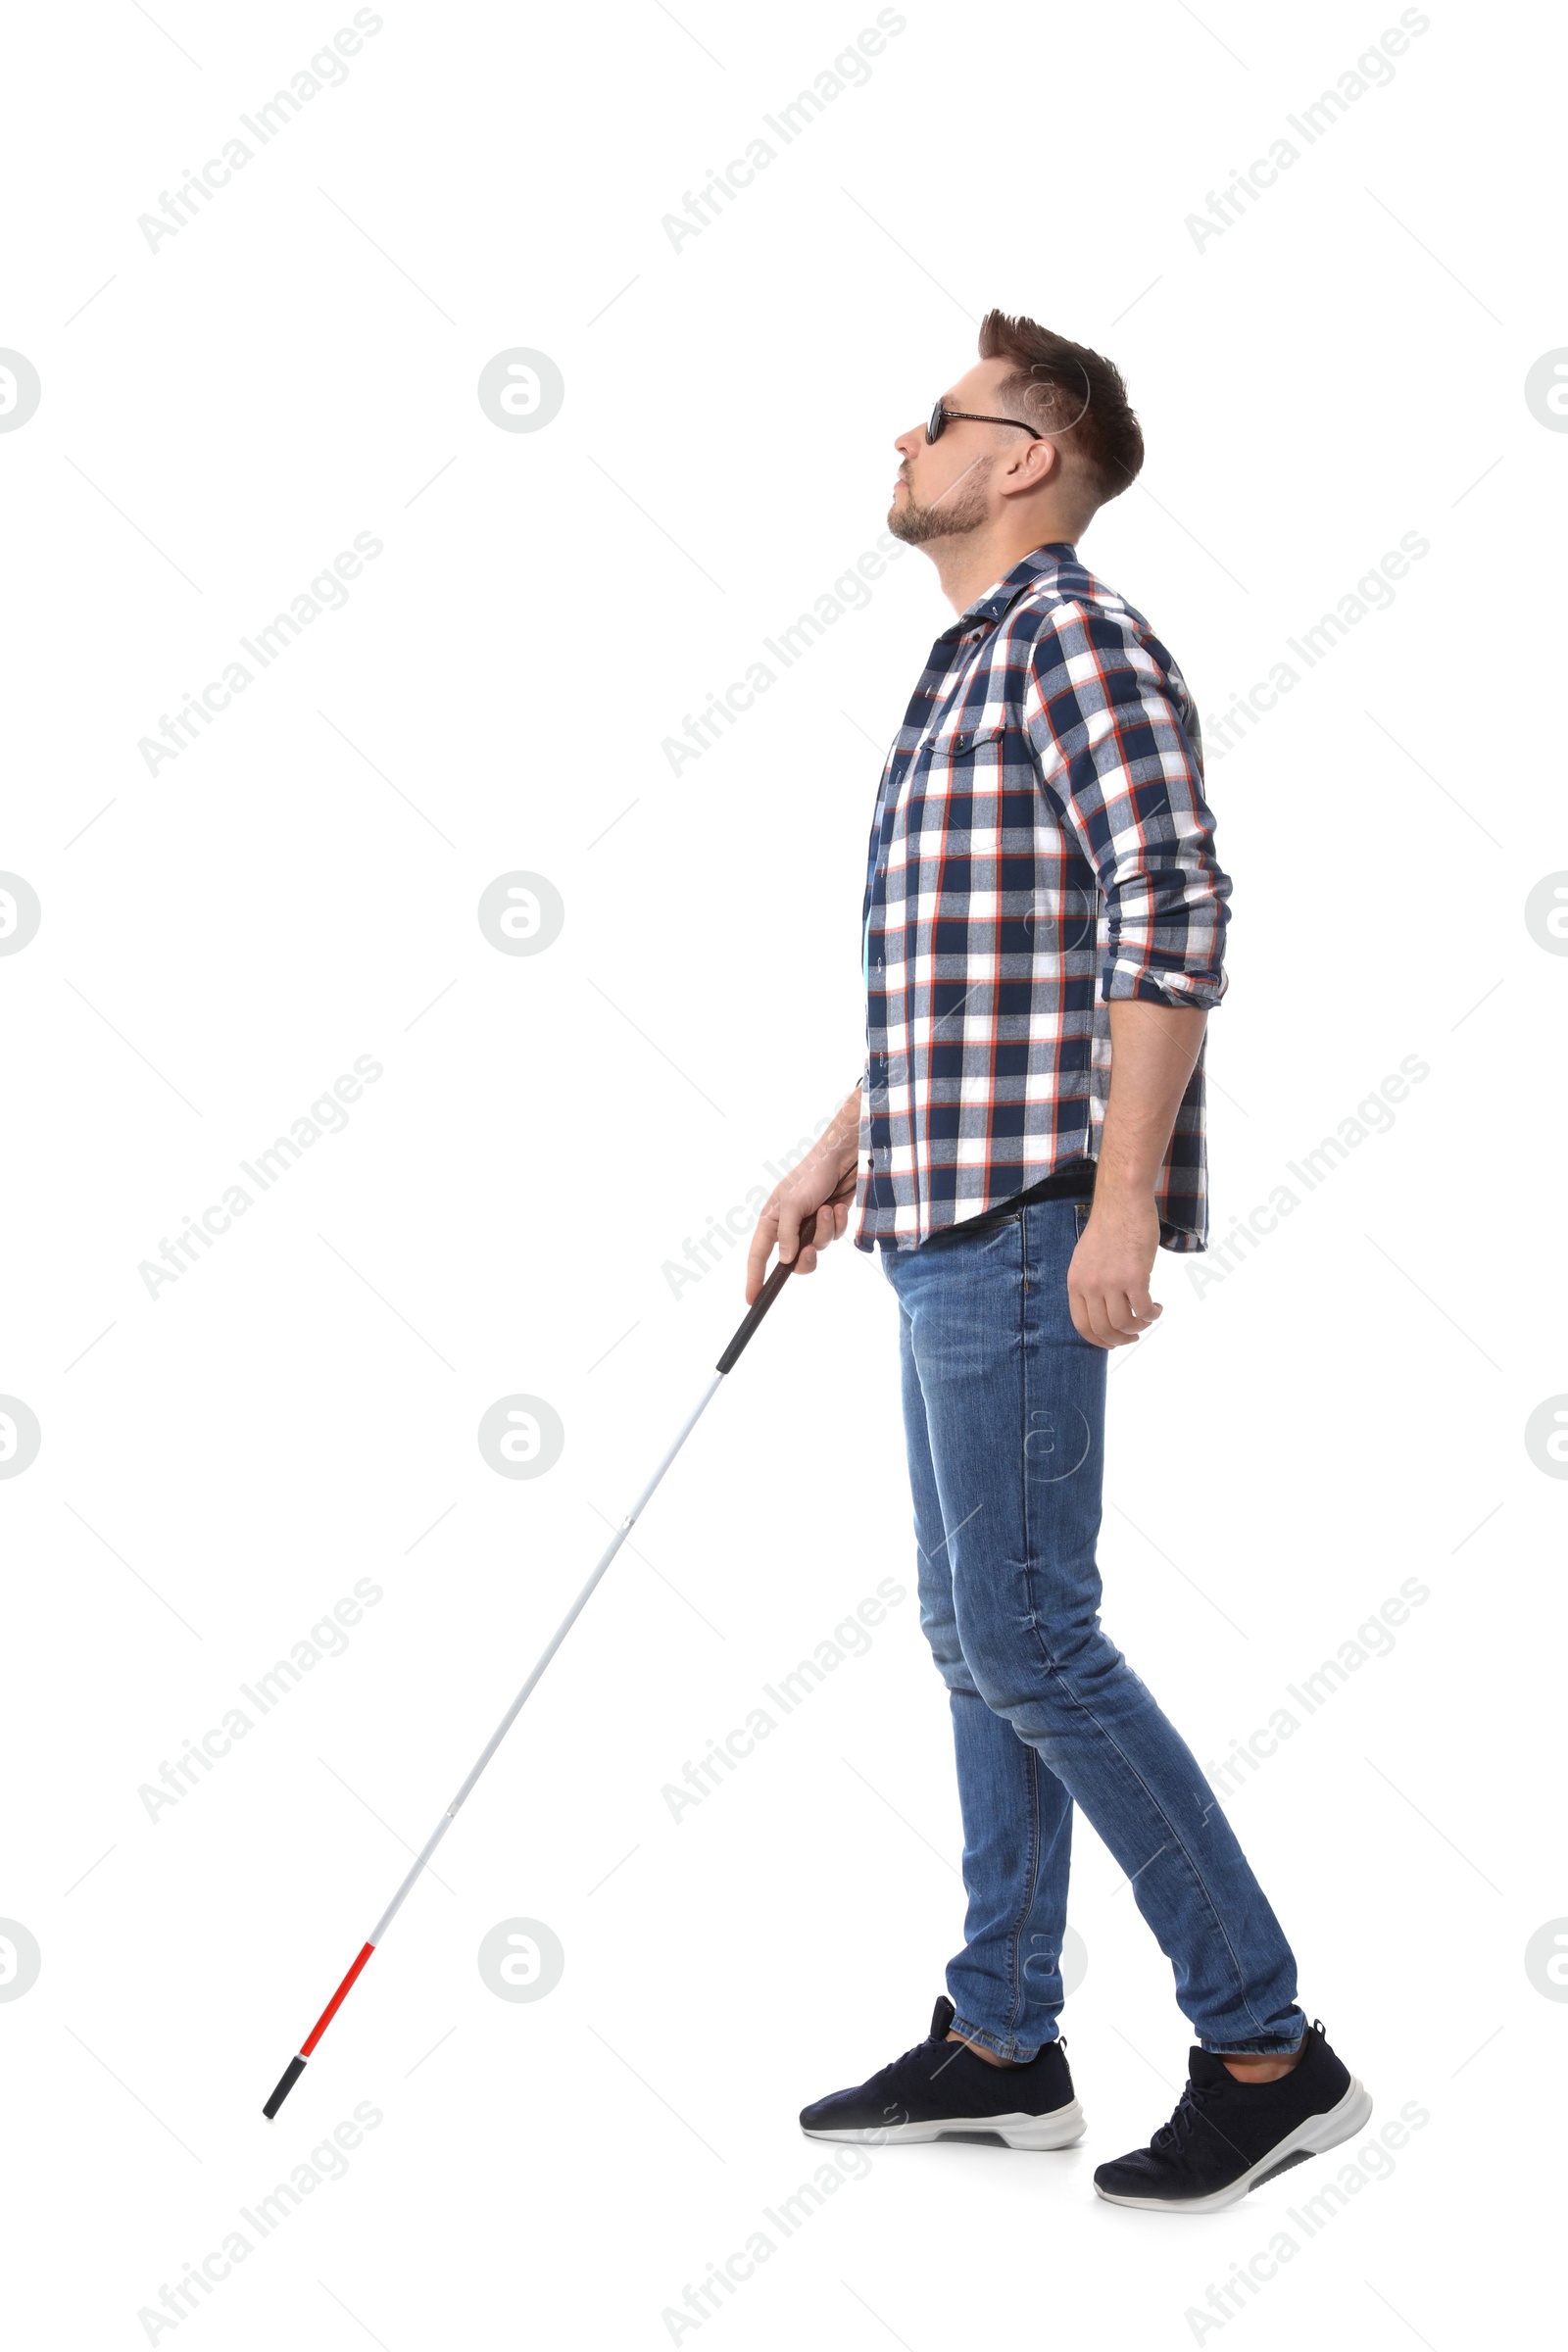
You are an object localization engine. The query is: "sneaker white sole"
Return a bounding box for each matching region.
[803,2098,1087,2151]
[1093,2076,1374,2212]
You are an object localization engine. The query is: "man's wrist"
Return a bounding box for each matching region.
[826,1095,863,1168]
[804,1132,859,1187]
[1091,1166,1161,1210]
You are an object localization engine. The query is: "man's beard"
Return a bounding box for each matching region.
[886,460,992,546]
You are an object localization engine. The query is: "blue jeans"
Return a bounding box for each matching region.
[881,1199,1304,2059]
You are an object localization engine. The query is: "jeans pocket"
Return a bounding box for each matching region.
[1073,1199,1092,1240]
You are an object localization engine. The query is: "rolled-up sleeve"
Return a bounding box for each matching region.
[1022,601,1231,1009]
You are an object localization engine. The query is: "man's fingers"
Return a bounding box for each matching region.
[793,1203,824,1275]
[1067,1260,1164,1347]
[1107,1291,1162,1339]
[746,1178,853,1299]
[1073,1287,1136,1349]
[1069,1287,1104,1347]
[744,1215,778,1305]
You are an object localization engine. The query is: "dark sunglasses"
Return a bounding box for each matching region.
[927,399,1042,445]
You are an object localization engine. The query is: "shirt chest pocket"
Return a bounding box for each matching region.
[917,714,1009,766]
[905,719,1013,841]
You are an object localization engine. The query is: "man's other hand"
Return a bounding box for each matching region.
[1067,1192,1163,1348]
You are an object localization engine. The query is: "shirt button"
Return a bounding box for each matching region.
[952,732,966,750]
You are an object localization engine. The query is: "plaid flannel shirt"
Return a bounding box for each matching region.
[856,543,1231,1254]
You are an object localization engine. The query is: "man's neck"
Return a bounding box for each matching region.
[926,522,1077,616]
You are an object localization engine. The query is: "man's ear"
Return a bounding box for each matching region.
[1000,434,1064,498]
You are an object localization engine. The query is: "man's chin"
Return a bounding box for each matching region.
[887,501,963,548]
[886,501,929,546]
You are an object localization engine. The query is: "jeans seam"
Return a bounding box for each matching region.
[1001,1737,1044,2041]
[1004,1210,1039,2040]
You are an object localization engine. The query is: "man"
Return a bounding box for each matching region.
[743,315,1369,2211]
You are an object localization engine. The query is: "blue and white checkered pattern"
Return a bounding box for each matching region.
[857,544,1231,1253]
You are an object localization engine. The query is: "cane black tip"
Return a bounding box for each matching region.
[263,2054,307,2119]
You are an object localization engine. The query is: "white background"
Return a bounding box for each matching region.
[1,1,1563,2345]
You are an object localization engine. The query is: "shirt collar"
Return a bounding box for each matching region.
[938,541,1077,640]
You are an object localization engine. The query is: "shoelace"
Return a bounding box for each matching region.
[1152,2078,1256,2176]
[1152,2080,1224,2152]
[867,2033,946,2093]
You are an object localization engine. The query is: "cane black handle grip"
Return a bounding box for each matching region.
[263,2054,307,2119]
[714,1208,821,1375]
[713,1166,859,1375]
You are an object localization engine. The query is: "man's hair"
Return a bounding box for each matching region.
[977,311,1144,507]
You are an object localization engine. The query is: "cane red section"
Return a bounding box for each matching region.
[300,1940,375,2056]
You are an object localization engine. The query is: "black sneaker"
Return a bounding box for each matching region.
[1094,2018,1371,2212]
[800,1995,1086,2150]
